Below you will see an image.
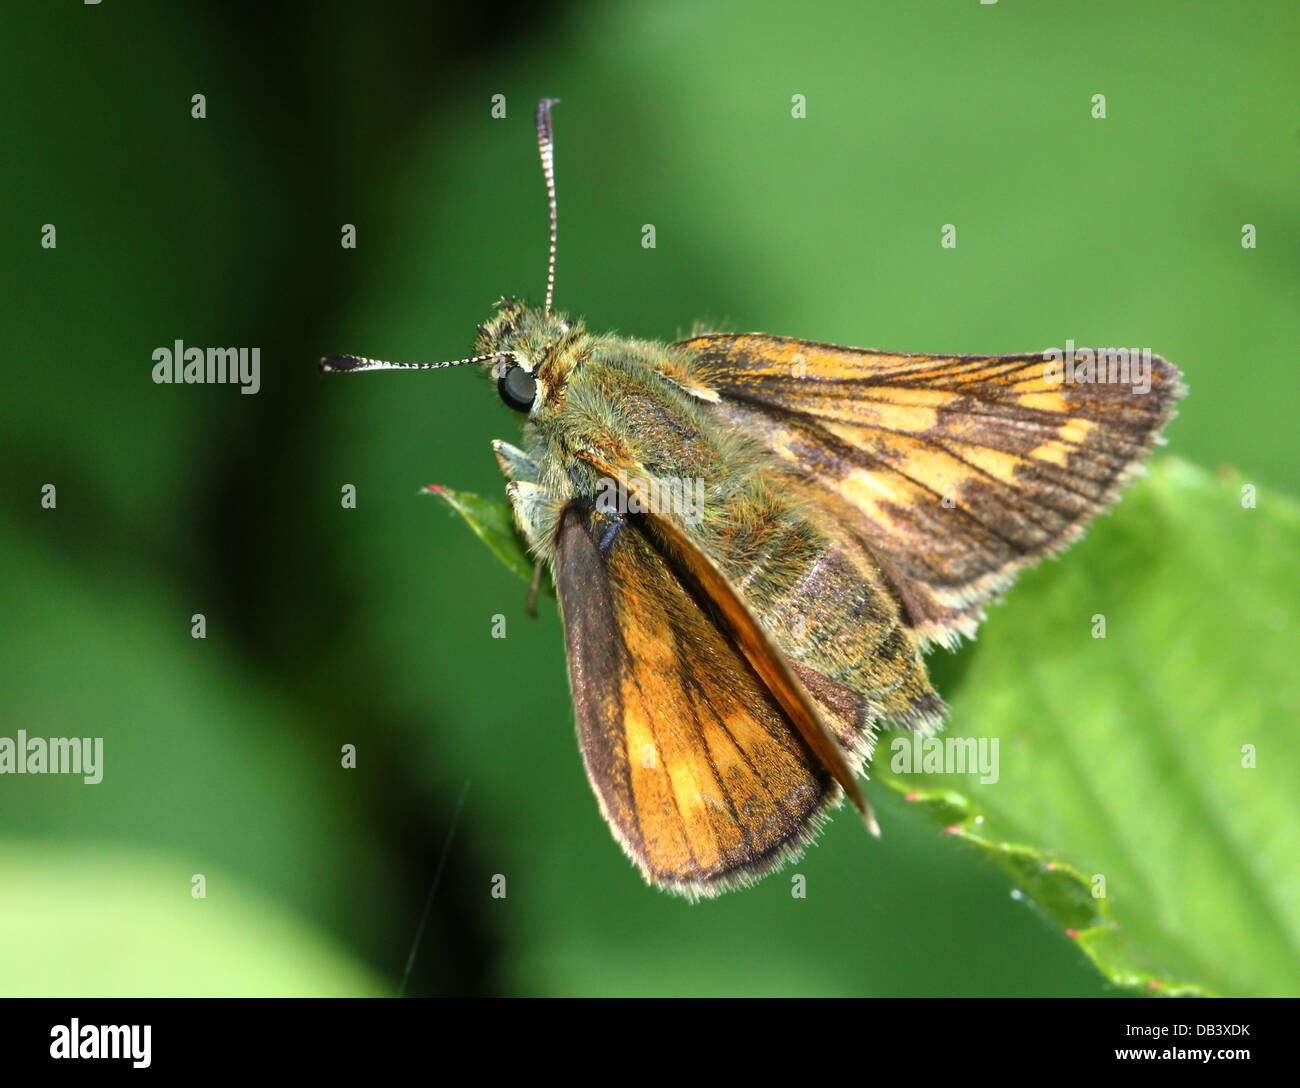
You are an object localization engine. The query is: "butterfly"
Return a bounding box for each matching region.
[322,99,1184,899]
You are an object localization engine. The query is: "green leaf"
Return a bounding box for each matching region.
[879,459,1300,997]
[424,485,551,594]
[440,460,1300,996]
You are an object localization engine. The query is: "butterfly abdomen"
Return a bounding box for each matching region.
[685,465,947,749]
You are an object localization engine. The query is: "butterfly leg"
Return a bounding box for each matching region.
[525,558,545,618]
[492,439,539,486]
[493,441,569,587]
[494,442,552,618]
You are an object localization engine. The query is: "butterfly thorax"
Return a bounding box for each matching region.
[479,300,740,507]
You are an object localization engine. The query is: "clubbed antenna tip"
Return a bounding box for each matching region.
[535,98,561,315]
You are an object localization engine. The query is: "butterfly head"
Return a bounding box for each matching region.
[476,296,585,417]
[318,99,581,418]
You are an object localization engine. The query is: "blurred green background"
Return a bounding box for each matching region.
[2,0,1296,996]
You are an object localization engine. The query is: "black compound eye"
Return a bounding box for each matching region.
[497,364,537,412]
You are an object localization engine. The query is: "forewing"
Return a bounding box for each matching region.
[679,334,1185,647]
[553,501,837,898]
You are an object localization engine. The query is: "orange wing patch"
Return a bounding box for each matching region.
[678,334,1185,648]
[554,501,841,898]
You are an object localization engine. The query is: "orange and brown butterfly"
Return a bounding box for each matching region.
[321,99,1185,900]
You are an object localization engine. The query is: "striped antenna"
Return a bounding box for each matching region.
[319,353,509,375]
[536,97,561,315]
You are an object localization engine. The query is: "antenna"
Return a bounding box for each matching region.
[536,97,561,315]
[322,99,564,378]
[319,353,510,375]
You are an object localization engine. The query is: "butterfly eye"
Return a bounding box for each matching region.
[497,364,538,412]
